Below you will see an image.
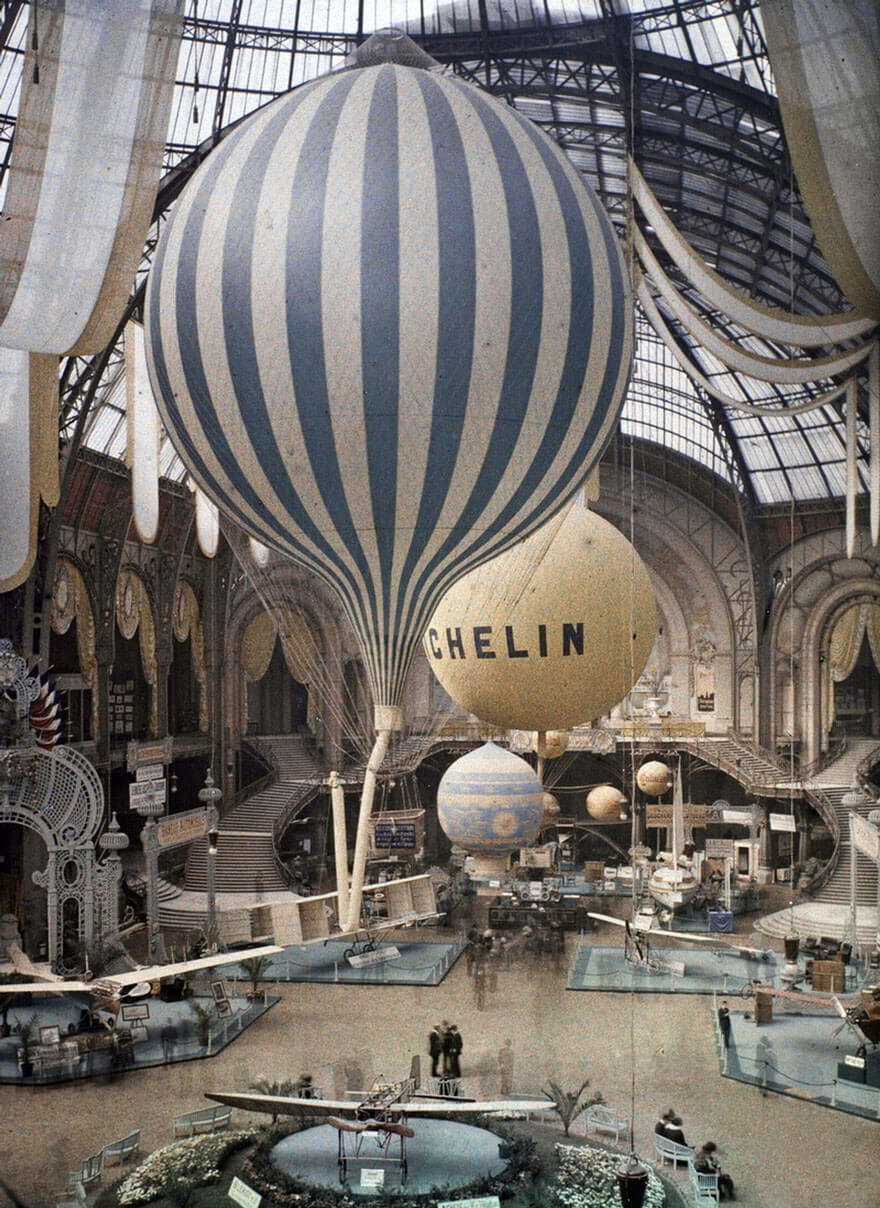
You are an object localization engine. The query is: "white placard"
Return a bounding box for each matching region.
[129,779,166,804]
[135,763,164,782]
[769,813,796,832]
[705,839,735,859]
[360,1169,385,1189]
[437,1198,501,1208]
[722,809,752,826]
[850,812,880,862]
[228,1176,261,1208]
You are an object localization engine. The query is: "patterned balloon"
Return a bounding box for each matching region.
[437,742,544,854]
[145,62,632,719]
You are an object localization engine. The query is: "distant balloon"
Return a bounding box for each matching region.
[636,760,673,797]
[145,62,632,724]
[535,731,569,760]
[586,784,627,821]
[541,791,562,828]
[424,504,655,731]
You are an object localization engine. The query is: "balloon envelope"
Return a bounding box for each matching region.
[146,63,632,715]
[424,504,655,730]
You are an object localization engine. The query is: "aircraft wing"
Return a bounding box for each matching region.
[0,979,94,994]
[206,1091,554,1118]
[108,944,283,986]
[586,911,628,928]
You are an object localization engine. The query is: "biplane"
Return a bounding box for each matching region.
[206,1076,554,1184]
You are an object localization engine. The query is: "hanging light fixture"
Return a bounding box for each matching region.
[617,1154,650,1208]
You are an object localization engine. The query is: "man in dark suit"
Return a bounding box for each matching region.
[428,1022,444,1078]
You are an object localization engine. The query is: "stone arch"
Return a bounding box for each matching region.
[798,574,880,765]
[594,479,742,732]
[0,746,111,968]
[226,569,349,764]
[115,564,159,736]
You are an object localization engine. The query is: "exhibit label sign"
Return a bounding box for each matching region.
[769,813,797,832]
[437,1199,500,1208]
[360,1170,385,1189]
[228,1176,261,1208]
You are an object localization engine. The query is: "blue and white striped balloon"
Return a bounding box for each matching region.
[145,63,632,720]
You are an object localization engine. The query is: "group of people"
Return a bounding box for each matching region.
[428,1020,463,1090]
[655,1109,736,1201]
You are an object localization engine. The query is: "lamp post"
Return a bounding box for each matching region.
[199,768,222,953]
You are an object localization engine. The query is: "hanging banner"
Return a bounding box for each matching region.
[850,813,880,862]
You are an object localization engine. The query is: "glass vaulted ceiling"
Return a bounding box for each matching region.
[0,1,866,508]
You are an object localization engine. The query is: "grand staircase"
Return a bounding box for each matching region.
[805,739,880,907]
[159,734,324,929]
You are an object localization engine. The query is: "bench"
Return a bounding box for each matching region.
[102,1129,141,1166]
[173,1105,232,1137]
[584,1103,628,1143]
[80,1150,103,1186]
[688,1160,720,1206]
[653,1132,695,1168]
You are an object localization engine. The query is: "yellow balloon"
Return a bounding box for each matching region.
[636,760,673,796]
[586,784,627,820]
[424,505,656,731]
[541,791,562,828]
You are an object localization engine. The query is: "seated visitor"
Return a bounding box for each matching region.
[694,1141,735,1201]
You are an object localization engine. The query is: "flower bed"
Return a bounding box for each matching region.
[552,1144,666,1208]
[113,1130,257,1205]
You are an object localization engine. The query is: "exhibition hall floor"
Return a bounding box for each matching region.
[0,917,874,1208]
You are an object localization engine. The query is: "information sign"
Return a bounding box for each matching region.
[769,813,797,833]
[135,763,164,782]
[704,839,735,859]
[850,812,880,862]
[127,736,173,772]
[346,945,400,968]
[645,805,707,826]
[156,808,212,850]
[373,822,417,850]
[437,1198,500,1208]
[228,1176,261,1208]
[128,779,166,806]
[360,1170,385,1189]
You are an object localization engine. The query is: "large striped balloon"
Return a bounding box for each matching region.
[145,62,632,721]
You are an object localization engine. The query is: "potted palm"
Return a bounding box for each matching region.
[239,953,274,1002]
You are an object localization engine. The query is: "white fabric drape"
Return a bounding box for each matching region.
[194,486,219,557]
[636,230,873,383]
[126,320,160,543]
[249,537,270,567]
[762,0,880,319]
[0,0,184,355]
[846,377,858,558]
[0,350,34,589]
[630,159,876,346]
[0,348,59,591]
[636,279,852,415]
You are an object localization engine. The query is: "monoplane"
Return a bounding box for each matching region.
[205,1075,553,1184]
[587,909,772,974]
[0,944,283,1024]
